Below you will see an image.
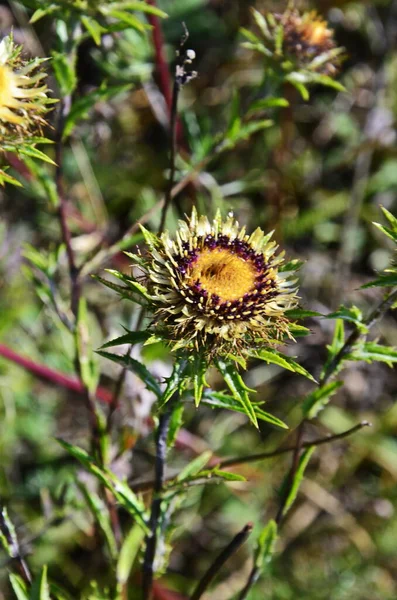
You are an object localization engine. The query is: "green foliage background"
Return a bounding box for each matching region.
[1,0,397,599]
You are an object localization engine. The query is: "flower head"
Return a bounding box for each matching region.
[279,9,341,76]
[138,210,299,358]
[0,34,50,142]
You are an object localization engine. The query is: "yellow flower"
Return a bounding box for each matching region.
[0,35,50,141]
[138,209,299,358]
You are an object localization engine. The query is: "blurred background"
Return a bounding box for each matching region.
[1,0,397,598]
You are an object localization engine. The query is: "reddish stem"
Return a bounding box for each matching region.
[146,0,173,114]
[0,343,113,404]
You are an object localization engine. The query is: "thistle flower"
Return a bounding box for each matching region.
[0,35,50,142]
[137,210,299,359]
[278,9,341,76]
[243,7,344,81]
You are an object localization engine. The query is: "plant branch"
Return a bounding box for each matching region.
[142,401,175,600]
[275,421,305,525]
[190,523,253,600]
[0,506,32,585]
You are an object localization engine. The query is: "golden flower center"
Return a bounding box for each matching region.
[190,248,257,302]
[300,17,331,45]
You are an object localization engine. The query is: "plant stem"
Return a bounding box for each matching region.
[275,421,304,526]
[142,402,175,600]
[237,564,260,600]
[190,523,253,600]
[218,421,371,469]
[158,76,180,235]
[0,506,32,584]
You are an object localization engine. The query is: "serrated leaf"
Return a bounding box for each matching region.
[215,359,258,428]
[29,566,50,600]
[16,146,56,166]
[302,381,343,419]
[161,359,188,406]
[9,574,29,600]
[117,524,145,585]
[251,8,272,39]
[100,330,151,349]
[104,269,151,300]
[97,350,162,398]
[201,392,287,428]
[254,520,278,570]
[281,447,315,518]
[326,305,367,333]
[92,274,143,302]
[347,342,397,366]
[191,353,208,407]
[254,349,316,382]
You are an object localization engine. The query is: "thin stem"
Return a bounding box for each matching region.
[275,421,305,525]
[158,78,180,235]
[238,564,260,600]
[142,402,175,600]
[0,506,32,584]
[190,523,253,600]
[55,95,80,317]
[131,421,371,493]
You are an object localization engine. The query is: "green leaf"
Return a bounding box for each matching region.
[215,359,258,428]
[325,305,367,333]
[348,342,397,366]
[103,9,148,32]
[254,349,316,382]
[161,359,188,406]
[285,73,310,101]
[302,381,343,419]
[57,439,149,533]
[76,298,99,394]
[29,566,50,600]
[285,309,323,319]
[52,51,77,97]
[30,6,59,23]
[361,273,397,289]
[81,16,106,45]
[191,353,208,407]
[254,520,278,570]
[109,1,168,18]
[176,451,212,482]
[92,274,144,303]
[117,524,145,585]
[210,468,246,482]
[251,8,272,40]
[9,575,29,600]
[100,330,151,349]
[201,392,288,429]
[104,269,151,300]
[78,483,118,561]
[281,447,315,518]
[97,351,162,398]
[14,145,56,166]
[167,403,184,450]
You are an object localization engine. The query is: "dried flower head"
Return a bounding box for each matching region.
[243,7,344,81]
[279,9,341,76]
[137,210,299,358]
[0,35,51,142]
